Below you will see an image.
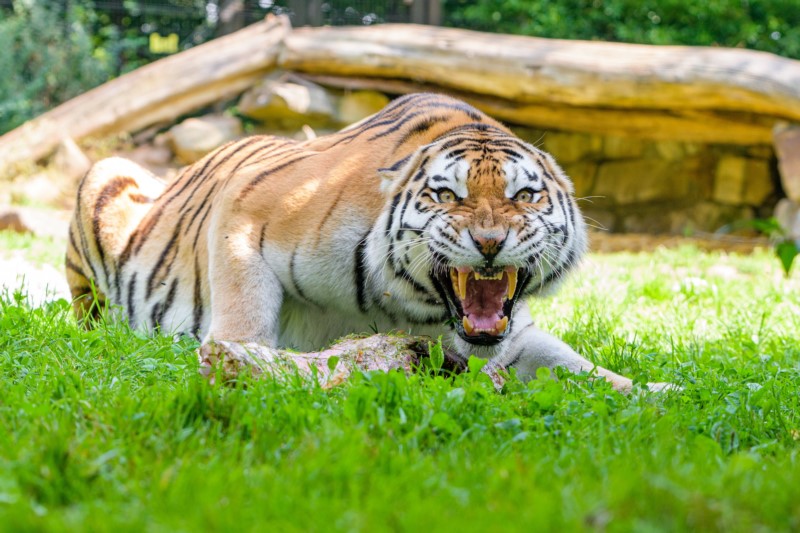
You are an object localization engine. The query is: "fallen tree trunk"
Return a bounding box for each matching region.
[283,24,800,144]
[4,19,800,175]
[0,15,290,178]
[298,73,778,144]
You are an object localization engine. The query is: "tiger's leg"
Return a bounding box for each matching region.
[66,157,164,323]
[196,208,287,379]
[484,308,673,393]
[202,211,284,345]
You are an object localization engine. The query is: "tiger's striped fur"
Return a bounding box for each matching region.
[66,93,661,391]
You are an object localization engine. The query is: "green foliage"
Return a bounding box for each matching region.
[1,236,800,529]
[0,2,114,134]
[444,0,800,60]
[724,217,799,275]
[428,336,445,372]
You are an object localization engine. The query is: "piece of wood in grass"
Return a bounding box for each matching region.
[197,334,506,390]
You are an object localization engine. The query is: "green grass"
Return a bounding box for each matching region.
[1,239,799,531]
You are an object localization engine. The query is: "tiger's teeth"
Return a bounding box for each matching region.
[496,316,509,334]
[458,270,468,300]
[506,269,518,300]
[462,316,475,335]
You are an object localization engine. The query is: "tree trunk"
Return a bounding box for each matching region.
[283,24,800,144]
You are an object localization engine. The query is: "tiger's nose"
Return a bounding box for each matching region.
[470,229,507,260]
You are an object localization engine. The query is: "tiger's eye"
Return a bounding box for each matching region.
[514,189,533,203]
[437,189,457,203]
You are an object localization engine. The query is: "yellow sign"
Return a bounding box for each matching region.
[149,33,179,54]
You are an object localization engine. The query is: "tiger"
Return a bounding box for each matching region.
[66,92,669,392]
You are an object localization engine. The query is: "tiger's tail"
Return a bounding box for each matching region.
[65,157,165,323]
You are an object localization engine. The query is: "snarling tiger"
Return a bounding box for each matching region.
[66,93,666,392]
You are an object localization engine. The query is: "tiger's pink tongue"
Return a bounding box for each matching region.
[463,278,506,330]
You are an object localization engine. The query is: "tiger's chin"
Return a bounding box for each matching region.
[435,265,525,346]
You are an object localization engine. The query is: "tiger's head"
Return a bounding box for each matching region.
[379,123,587,346]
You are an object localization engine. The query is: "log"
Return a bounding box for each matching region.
[5,20,800,175]
[197,334,506,390]
[283,24,800,143]
[0,15,290,178]
[298,73,777,144]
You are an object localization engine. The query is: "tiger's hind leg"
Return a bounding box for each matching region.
[66,157,165,324]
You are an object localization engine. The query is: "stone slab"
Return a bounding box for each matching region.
[774,124,800,203]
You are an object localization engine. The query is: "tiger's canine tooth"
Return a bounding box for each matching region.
[458,270,468,300]
[496,316,509,334]
[462,316,475,335]
[506,268,517,300]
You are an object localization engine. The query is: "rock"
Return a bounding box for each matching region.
[713,156,772,206]
[10,173,64,207]
[747,145,774,159]
[168,114,242,165]
[560,161,597,197]
[337,90,390,125]
[0,211,27,233]
[713,156,747,205]
[593,159,694,205]
[238,72,337,125]
[669,202,754,234]
[620,202,754,234]
[620,210,674,233]
[603,135,643,159]
[652,141,686,160]
[743,162,775,206]
[130,143,173,167]
[775,198,800,239]
[773,123,800,203]
[581,208,616,233]
[543,132,601,163]
[0,206,70,239]
[52,137,92,183]
[119,143,178,183]
[507,126,547,146]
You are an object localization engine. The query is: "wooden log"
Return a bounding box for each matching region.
[0,15,290,178]
[197,334,506,390]
[298,73,776,144]
[283,24,800,143]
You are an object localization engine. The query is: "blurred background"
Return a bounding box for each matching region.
[1,0,799,135]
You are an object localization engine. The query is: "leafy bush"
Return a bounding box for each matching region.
[444,0,800,60]
[0,2,113,134]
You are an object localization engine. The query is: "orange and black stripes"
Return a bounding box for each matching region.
[67,92,582,340]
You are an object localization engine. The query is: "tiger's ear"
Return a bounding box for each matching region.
[377,150,424,196]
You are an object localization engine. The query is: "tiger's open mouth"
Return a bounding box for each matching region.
[437,266,522,345]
